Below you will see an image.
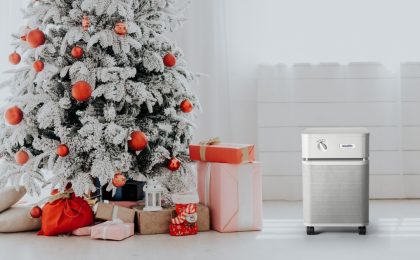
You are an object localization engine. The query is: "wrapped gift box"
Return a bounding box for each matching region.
[91,220,134,241]
[72,226,92,236]
[133,204,210,235]
[197,161,263,233]
[94,202,136,223]
[197,204,210,232]
[189,143,255,164]
[133,206,173,235]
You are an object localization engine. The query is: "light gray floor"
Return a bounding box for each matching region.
[1,200,420,260]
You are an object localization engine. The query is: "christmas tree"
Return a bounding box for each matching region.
[0,0,199,201]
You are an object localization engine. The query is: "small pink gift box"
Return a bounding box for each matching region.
[72,226,92,236]
[91,220,134,241]
[197,161,263,233]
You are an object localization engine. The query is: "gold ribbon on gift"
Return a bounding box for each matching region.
[199,137,221,161]
[242,147,249,163]
[48,189,74,203]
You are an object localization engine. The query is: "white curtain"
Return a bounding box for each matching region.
[171,0,232,143]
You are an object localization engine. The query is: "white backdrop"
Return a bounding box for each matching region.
[2,0,420,199]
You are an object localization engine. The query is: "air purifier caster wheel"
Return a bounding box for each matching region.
[358,226,366,235]
[306,226,315,235]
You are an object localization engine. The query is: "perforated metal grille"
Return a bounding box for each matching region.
[303,163,369,224]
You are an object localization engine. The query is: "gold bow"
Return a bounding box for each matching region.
[48,189,74,203]
[199,137,221,160]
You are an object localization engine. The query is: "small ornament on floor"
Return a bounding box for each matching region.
[30,206,42,219]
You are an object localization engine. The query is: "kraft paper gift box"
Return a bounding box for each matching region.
[197,161,263,233]
[133,206,173,235]
[189,143,255,164]
[133,204,210,235]
[91,220,134,241]
[94,202,136,223]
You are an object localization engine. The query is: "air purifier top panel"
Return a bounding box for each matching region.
[302,127,369,135]
[302,127,369,159]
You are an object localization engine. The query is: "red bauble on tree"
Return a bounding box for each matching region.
[163,53,176,68]
[30,206,42,219]
[5,106,23,125]
[180,99,193,113]
[57,144,69,157]
[112,173,127,188]
[33,60,44,72]
[114,22,127,36]
[71,81,92,102]
[71,46,84,59]
[128,131,148,151]
[168,157,181,171]
[15,150,29,165]
[9,52,21,65]
[27,29,46,48]
[20,35,27,41]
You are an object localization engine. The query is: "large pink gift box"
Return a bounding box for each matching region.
[91,220,134,241]
[197,161,263,232]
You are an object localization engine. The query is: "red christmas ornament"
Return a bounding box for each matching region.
[5,106,23,125]
[112,173,127,188]
[30,206,42,219]
[71,81,92,101]
[15,150,29,165]
[20,35,27,41]
[57,144,69,157]
[82,16,90,31]
[71,46,84,59]
[180,100,193,113]
[128,131,148,151]
[168,157,181,171]
[114,22,127,36]
[9,52,21,65]
[163,53,176,68]
[33,60,44,72]
[27,29,46,48]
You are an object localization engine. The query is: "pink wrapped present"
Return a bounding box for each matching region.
[197,161,263,233]
[91,219,134,241]
[72,226,92,236]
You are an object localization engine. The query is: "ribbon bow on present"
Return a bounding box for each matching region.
[199,137,221,161]
[171,204,197,225]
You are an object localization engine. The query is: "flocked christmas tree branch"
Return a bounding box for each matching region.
[0,0,200,203]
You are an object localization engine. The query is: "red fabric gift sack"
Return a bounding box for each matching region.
[38,193,94,236]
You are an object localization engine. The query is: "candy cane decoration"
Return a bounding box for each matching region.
[171,204,197,225]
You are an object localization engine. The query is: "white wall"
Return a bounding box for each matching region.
[258,63,420,200]
[217,0,420,147]
[0,0,27,99]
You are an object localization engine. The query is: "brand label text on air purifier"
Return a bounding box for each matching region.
[340,144,355,149]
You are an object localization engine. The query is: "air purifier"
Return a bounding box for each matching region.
[302,127,369,235]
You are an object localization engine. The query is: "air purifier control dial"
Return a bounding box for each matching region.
[317,140,328,151]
